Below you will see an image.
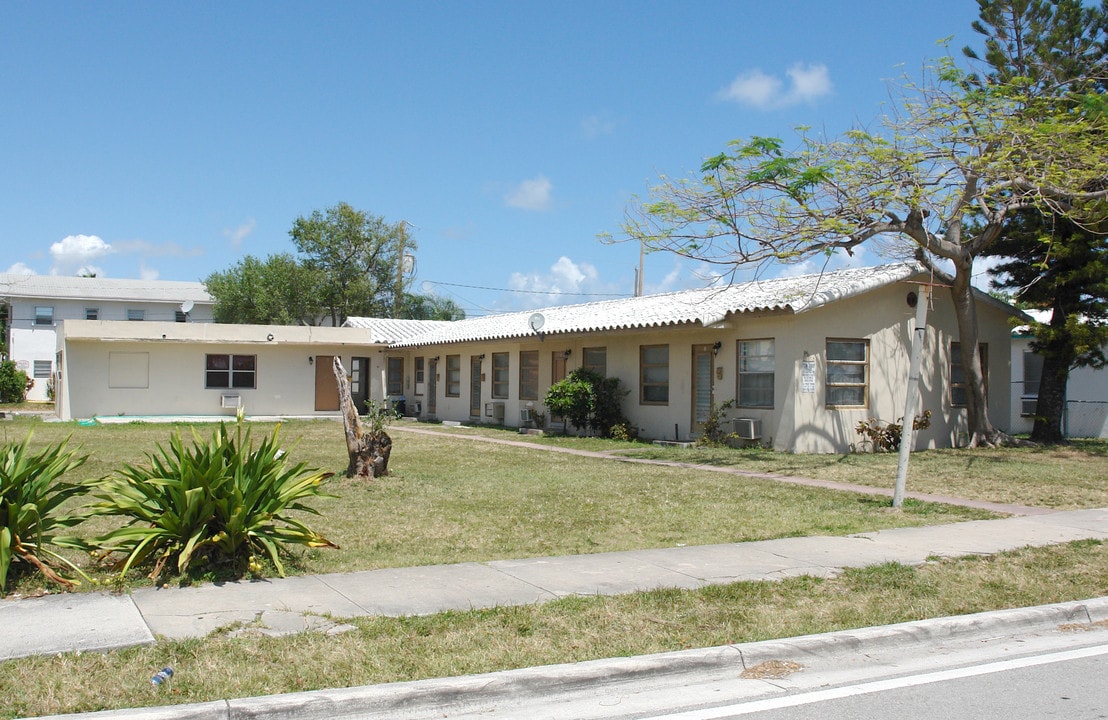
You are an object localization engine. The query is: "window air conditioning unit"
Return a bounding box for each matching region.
[1021,398,1038,417]
[412,400,422,415]
[733,417,762,440]
[221,394,242,409]
[520,408,534,424]
[485,402,505,421]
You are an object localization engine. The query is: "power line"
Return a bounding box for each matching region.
[424,280,628,298]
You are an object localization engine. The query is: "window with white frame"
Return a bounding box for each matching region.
[205,354,256,389]
[1021,351,1044,416]
[737,339,774,408]
[826,339,868,407]
[33,360,52,379]
[640,344,669,405]
[34,306,54,326]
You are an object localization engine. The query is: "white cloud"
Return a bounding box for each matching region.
[5,262,36,275]
[50,234,113,276]
[509,256,597,295]
[113,239,204,258]
[139,263,160,281]
[717,62,833,109]
[504,175,553,211]
[223,218,256,248]
[581,112,615,139]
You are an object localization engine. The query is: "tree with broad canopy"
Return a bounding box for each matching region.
[612,46,1107,447]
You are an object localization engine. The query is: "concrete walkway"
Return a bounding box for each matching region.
[2,507,1105,661]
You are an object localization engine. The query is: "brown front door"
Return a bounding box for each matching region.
[314,355,340,411]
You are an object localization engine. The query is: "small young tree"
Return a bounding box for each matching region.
[0,360,30,404]
[544,368,630,437]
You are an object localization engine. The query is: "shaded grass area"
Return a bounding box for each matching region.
[2,418,993,595]
[2,540,1104,719]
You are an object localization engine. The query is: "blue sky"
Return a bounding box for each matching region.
[1,1,984,315]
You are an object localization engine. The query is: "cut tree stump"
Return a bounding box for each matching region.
[333,356,391,479]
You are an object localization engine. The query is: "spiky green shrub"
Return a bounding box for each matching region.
[0,435,89,594]
[86,421,338,581]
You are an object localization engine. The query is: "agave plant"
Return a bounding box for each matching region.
[0,435,90,593]
[87,421,338,581]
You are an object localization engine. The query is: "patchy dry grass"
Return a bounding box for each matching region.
[3,417,990,594]
[1,540,1104,719]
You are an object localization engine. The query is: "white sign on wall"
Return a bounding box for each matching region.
[801,361,816,393]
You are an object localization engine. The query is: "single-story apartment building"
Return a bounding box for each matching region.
[56,263,1022,453]
[1,273,213,402]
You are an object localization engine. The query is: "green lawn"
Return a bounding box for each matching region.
[1,417,1105,719]
[5,417,994,593]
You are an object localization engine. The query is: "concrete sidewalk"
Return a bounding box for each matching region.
[2,507,1105,661]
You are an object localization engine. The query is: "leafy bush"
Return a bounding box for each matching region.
[544,368,629,437]
[86,421,338,581]
[0,435,89,594]
[0,360,30,403]
[695,400,739,447]
[855,410,932,452]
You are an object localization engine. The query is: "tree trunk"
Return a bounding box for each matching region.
[950,256,1004,447]
[1030,304,1076,444]
[332,356,391,478]
[1031,353,1069,444]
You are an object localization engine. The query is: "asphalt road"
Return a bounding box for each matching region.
[640,643,1108,720]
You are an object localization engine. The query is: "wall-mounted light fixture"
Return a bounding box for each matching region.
[712,341,722,355]
[432,356,440,362]
[563,349,572,358]
[266,333,275,342]
[308,356,314,365]
[478,353,486,360]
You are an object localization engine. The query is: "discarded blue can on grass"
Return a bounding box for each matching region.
[151,667,174,686]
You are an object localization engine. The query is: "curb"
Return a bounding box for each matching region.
[35,596,1108,720]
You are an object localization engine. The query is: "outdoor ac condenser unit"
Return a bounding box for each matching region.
[733,417,761,440]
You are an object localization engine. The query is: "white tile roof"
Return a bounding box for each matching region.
[377,263,927,348]
[341,317,456,343]
[0,273,212,304]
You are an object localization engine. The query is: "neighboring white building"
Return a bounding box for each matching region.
[1010,310,1108,439]
[1,274,213,402]
[57,263,1025,453]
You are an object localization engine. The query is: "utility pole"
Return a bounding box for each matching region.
[894,283,930,508]
[394,221,407,319]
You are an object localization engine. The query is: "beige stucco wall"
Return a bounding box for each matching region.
[56,321,387,421]
[55,284,1017,453]
[392,282,1014,453]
